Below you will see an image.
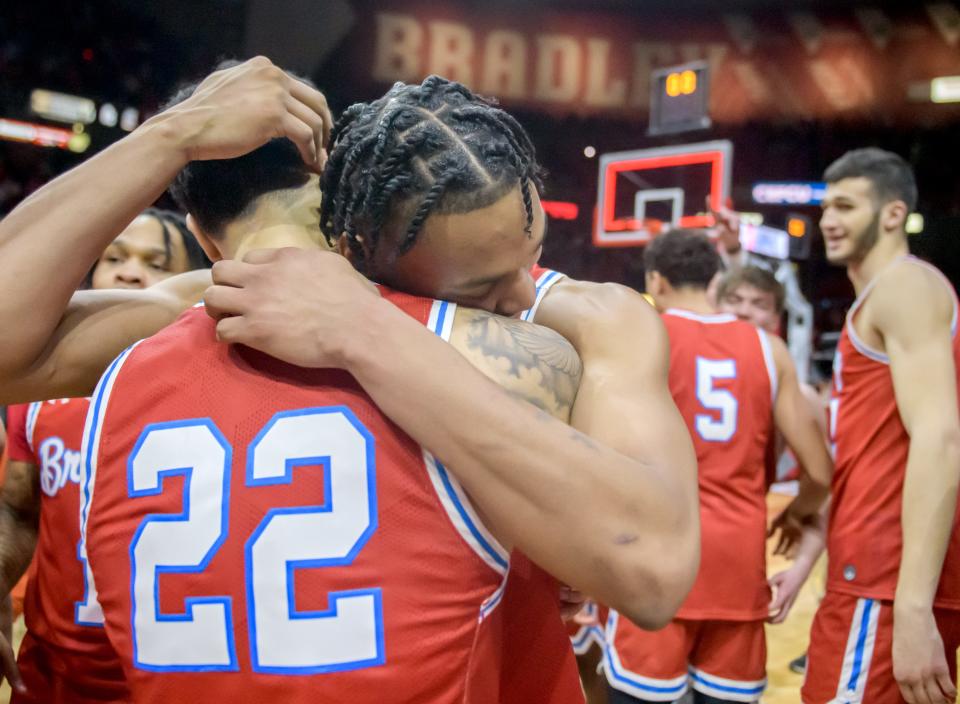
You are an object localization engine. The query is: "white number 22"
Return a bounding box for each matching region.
[695,358,738,442]
[128,407,383,674]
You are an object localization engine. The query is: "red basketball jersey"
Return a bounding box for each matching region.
[82,292,510,703]
[828,256,960,608]
[496,552,585,704]
[6,399,127,691]
[662,309,776,620]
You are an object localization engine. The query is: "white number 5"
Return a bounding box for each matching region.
[695,358,738,442]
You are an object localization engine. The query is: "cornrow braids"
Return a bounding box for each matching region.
[320,75,544,272]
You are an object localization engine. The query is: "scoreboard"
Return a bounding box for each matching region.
[648,60,711,135]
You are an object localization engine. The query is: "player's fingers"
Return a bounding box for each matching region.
[924,677,949,704]
[910,680,933,704]
[0,643,24,693]
[286,97,325,169]
[899,681,920,704]
[211,259,259,288]
[203,285,249,320]
[935,670,957,701]
[214,315,250,345]
[924,673,952,704]
[280,113,319,170]
[289,80,333,147]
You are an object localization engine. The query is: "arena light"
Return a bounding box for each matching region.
[931,76,960,103]
[787,216,807,238]
[905,213,924,234]
[0,118,74,149]
[120,107,140,132]
[30,89,96,124]
[542,200,579,220]
[583,146,596,158]
[99,103,118,128]
[752,181,826,206]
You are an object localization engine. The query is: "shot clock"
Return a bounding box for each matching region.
[649,61,711,135]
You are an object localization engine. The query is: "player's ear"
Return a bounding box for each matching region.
[881,199,909,235]
[185,213,224,263]
[645,270,663,298]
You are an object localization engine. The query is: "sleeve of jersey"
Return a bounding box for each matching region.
[4,404,34,463]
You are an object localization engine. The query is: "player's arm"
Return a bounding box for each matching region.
[207,251,699,628]
[770,335,832,519]
[0,58,328,401]
[0,270,210,403]
[876,267,960,702]
[449,308,580,424]
[0,459,40,597]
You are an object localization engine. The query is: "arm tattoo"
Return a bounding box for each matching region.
[457,310,582,420]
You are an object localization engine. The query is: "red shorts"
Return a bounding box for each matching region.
[12,631,130,704]
[803,591,960,704]
[603,610,766,702]
[569,601,608,656]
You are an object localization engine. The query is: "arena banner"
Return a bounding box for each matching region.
[339,1,960,124]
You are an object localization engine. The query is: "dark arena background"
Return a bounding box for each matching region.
[2,0,960,701]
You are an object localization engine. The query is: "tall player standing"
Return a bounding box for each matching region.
[803,149,960,704]
[0,211,208,703]
[604,231,832,704]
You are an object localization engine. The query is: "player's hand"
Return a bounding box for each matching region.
[205,247,382,368]
[707,196,741,254]
[0,596,24,695]
[150,56,332,171]
[559,585,586,622]
[768,505,804,557]
[893,607,957,704]
[767,561,812,624]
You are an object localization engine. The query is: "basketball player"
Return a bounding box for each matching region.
[603,230,832,703]
[716,265,830,676]
[0,210,208,702]
[802,149,960,704]
[0,60,697,698]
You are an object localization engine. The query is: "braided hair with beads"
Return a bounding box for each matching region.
[320,75,544,272]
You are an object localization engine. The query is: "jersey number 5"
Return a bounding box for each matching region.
[695,358,738,442]
[128,407,383,674]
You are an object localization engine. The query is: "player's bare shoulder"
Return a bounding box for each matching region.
[870,259,955,333]
[535,278,667,362]
[449,307,582,422]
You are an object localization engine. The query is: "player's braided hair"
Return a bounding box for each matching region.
[321,75,544,271]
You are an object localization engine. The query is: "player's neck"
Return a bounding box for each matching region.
[846,234,909,295]
[226,224,328,261]
[658,289,716,316]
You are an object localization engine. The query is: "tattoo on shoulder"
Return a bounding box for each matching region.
[459,310,582,420]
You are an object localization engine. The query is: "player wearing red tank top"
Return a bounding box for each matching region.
[0,60,700,702]
[0,211,208,703]
[604,231,831,704]
[803,150,960,704]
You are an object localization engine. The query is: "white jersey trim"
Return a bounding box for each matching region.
[831,598,880,703]
[664,308,738,324]
[77,340,144,625]
[24,401,42,455]
[521,269,566,323]
[756,329,778,404]
[845,256,958,366]
[422,298,510,581]
[603,611,690,702]
[689,666,766,702]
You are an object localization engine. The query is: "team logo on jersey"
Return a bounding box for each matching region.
[37,437,82,498]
